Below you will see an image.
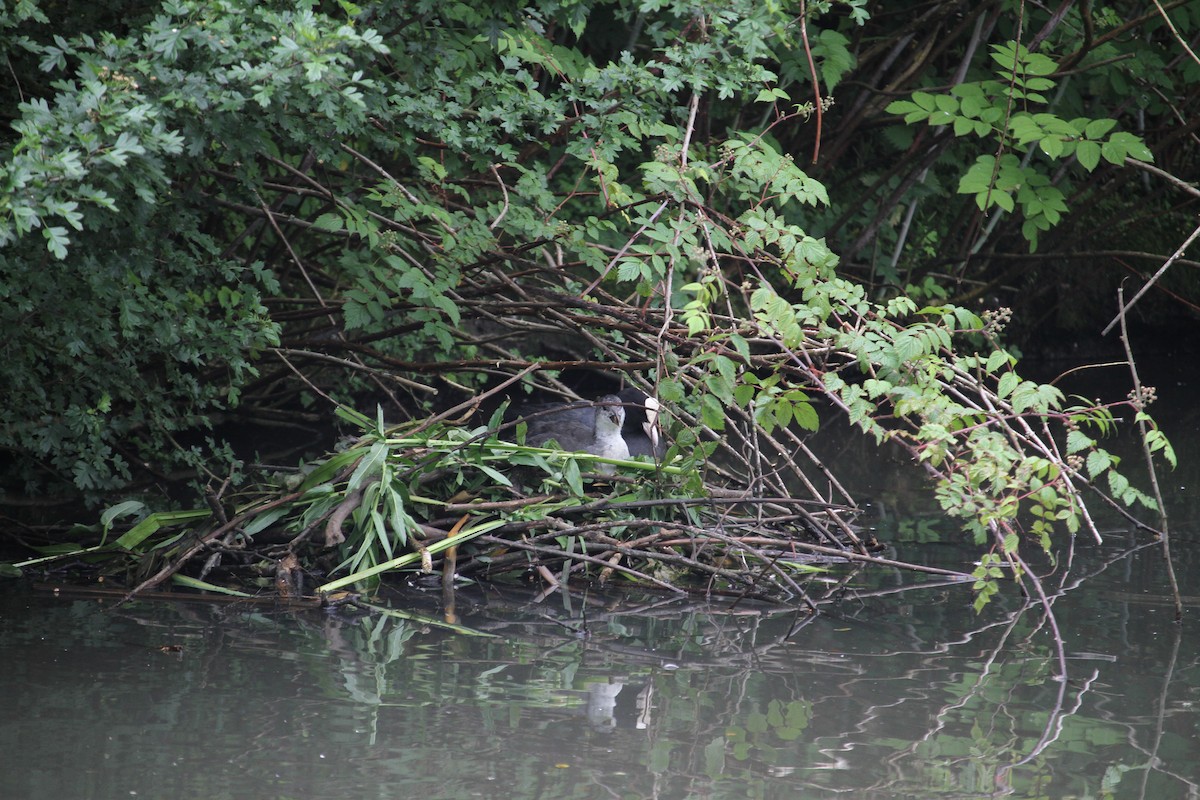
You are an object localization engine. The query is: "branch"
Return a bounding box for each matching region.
[1102,217,1200,335]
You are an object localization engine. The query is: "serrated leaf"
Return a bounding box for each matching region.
[313,212,344,231]
[997,371,1018,399]
[985,349,1009,373]
[1066,429,1094,455]
[701,394,726,430]
[1086,449,1111,478]
[43,225,69,258]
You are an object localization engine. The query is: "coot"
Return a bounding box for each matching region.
[515,389,666,461]
[525,394,629,474]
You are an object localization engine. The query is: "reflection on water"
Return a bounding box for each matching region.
[2,529,1197,800]
[4,357,1198,799]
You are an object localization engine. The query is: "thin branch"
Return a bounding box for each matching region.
[1116,285,1181,620]
[1102,217,1200,335]
[798,0,824,164]
[1151,0,1200,67]
[488,164,510,230]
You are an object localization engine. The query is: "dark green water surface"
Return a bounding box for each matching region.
[1,525,1197,799]
[3,356,1198,799]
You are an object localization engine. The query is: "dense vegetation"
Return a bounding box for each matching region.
[1,0,1194,604]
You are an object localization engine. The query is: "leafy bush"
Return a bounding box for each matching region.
[0,1,1186,605]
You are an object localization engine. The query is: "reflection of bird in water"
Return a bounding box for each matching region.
[515,389,666,467]
[524,394,629,474]
[586,680,653,733]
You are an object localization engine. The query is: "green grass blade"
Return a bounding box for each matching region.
[316,518,506,594]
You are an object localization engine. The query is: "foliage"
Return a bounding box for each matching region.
[0,0,1188,606]
[791,2,1198,335]
[886,42,1154,251]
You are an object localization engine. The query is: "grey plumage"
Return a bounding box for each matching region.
[513,388,672,470]
[512,388,666,468]
[525,394,629,474]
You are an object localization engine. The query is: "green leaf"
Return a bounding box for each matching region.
[242,507,288,536]
[701,394,726,430]
[313,212,344,231]
[792,401,819,432]
[911,91,937,111]
[348,441,388,490]
[476,463,513,487]
[997,371,1018,399]
[1084,118,1118,139]
[885,100,919,116]
[1066,430,1094,455]
[1086,449,1112,478]
[563,458,584,495]
[1039,136,1064,159]
[101,500,147,533]
[755,87,789,103]
[1076,140,1101,171]
[317,519,507,594]
[985,349,1010,373]
[1109,131,1153,162]
[114,509,209,550]
[172,574,252,597]
[43,226,70,259]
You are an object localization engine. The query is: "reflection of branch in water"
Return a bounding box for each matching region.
[990,535,1166,785]
[906,526,1162,790]
[863,600,1035,788]
[1001,667,1100,780]
[1137,620,1186,799]
[821,575,979,606]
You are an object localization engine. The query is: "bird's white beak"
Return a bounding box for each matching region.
[642,397,662,449]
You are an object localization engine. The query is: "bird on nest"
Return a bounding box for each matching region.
[512,388,666,472]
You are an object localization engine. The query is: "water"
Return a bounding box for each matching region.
[2,525,1196,799]
[3,356,1198,799]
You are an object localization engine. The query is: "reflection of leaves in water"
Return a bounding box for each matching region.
[704,734,726,779]
[895,516,945,544]
[728,699,813,762]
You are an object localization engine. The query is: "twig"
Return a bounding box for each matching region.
[273,347,438,395]
[582,199,670,297]
[1116,285,1181,619]
[1151,0,1200,67]
[1102,217,1200,335]
[119,487,319,604]
[798,0,824,164]
[1139,620,1184,796]
[488,164,510,230]
[1123,156,1200,199]
[478,534,687,595]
